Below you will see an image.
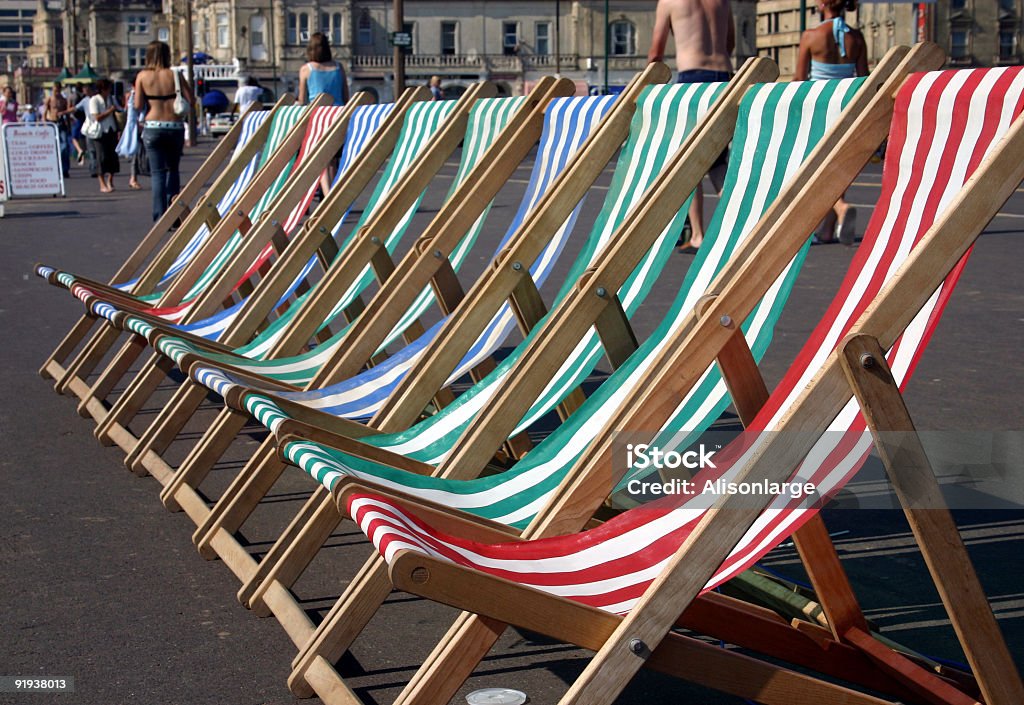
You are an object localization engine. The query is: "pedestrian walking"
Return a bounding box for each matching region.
[795,0,867,245]
[648,0,734,252]
[1,86,18,125]
[135,40,193,221]
[87,79,121,193]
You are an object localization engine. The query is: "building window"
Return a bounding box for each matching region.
[287,12,309,45]
[999,29,1017,60]
[357,11,373,46]
[158,27,169,42]
[950,28,970,60]
[949,0,967,11]
[610,20,636,55]
[216,12,229,48]
[127,15,149,34]
[321,12,342,45]
[999,0,1015,10]
[128,46,145,67]
[535,22,550,55]
[250,14,267,61]
[441,21,457,55]
[502,21,518,55]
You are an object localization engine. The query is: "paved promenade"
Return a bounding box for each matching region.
[1,138,1021,704]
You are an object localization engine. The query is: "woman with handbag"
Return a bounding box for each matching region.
[86,79,121,193]
[134,40,194,221]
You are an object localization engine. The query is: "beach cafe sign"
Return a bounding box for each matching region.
[0,123,64,216]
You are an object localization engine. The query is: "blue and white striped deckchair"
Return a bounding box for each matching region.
[144,88,647,522]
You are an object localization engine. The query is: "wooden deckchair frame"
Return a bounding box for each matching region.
[91,81,500,470]
[261,45,961,705]
[374,47,1024,705]
[51,95,334,399]
[158,59,799,705]
[38,95,294,384]
[90,86,434,452]
[131,70,654,521]
[238,55,775,618]
[175,63,682,601]
[115,77,573,489]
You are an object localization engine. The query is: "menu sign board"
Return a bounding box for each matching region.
[0,123,65,203]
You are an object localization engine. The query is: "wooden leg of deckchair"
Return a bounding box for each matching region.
[95,354,175,450]
[388,613,507,705]
[840,335,1024,705]
[127,382,211,477]
[708,303,872,641]
[243,489,340,612]
[194,440,284,557]
[288,554,395,698]
[160,406,250,510]
[77,333,148,420]
[55,323,122,395]
[389,551,897,705]
[40,314,98,380]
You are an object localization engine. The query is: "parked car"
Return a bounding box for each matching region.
[208,112,237,136]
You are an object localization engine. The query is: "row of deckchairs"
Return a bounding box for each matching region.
[35,43,1024,705]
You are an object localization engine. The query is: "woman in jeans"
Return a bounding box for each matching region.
[134,40,194,221]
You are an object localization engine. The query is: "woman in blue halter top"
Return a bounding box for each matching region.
[298,32,349,197]
[794,0,867,244]
[298,32,349,106]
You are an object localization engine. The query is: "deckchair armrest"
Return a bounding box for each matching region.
[336,481,520,542]
[143,325,238,354]
[276,426,434,477]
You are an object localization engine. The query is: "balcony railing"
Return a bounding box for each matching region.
[350,53,644,74]
[172,64,240,80]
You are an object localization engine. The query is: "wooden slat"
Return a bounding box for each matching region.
[840,335,1024,705]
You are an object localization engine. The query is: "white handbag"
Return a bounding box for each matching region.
[173,70,190,118]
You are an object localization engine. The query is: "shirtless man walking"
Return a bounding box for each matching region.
[44,81,73,177]
[648,0,735,250]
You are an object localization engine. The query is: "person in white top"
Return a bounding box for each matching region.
[234,76,262,115]
[88,78,121,193]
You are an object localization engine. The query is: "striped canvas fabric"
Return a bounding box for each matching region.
[188,83,727,434]
[347,67,1024,615]
[276,77,863,530]
[35,109,271,291]
[185,94,619,404]
[68,104,309,322]
[113,102,383,337]
[146,97,505,368]
[175,102,396,341]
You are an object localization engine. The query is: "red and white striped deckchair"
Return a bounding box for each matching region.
[343,65,1024,705]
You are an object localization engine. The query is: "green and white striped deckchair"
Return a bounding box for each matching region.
[50,101,314,400]
[37,99,288,384]
[262,54,933,704]
[70,98,383,426]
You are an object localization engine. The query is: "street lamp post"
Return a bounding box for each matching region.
[393,0,405,95]
[603,0,609,93]
[555,0,561,76]
[185,0,196,145]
